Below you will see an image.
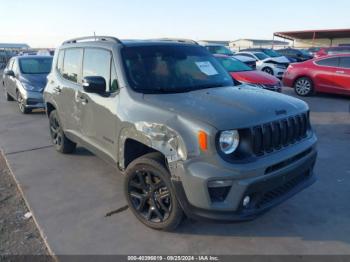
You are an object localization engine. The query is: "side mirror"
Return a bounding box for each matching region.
[4,70,15,77]
[82,76,106,94]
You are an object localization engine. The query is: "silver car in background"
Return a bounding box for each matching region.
[2,55,53,113]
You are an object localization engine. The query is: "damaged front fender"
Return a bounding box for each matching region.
[119,122,187,170]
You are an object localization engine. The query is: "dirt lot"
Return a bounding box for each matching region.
[0,152,50,256]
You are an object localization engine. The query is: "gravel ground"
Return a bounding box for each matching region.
[0,152,51,256]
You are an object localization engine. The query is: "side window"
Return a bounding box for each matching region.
[7,59,14,70]
[339,57,350,69]
[315,57,340,67]
[83,48,112,91]
[57,50,65,74]
[110,62,119,92]
[62,48,83,83]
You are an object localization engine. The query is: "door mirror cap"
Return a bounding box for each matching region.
[4,70,15,77]
[82,76,106,94]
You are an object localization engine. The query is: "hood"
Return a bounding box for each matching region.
[143,86,308,130]
[263,56,290,64]
[230,71,279,85]
[19,74,48,92]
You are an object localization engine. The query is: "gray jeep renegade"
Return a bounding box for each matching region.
[44,36,317,230]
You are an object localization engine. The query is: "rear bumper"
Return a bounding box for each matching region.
[172,143,317,222]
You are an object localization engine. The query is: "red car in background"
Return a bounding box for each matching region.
[214,55,282,92]
[283,54,350,96]
[315,46,350,58]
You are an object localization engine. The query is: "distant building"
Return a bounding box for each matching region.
[0,43,30,50]
[229,39,289,51]
[274,28,350,48]
[199,40,231,46]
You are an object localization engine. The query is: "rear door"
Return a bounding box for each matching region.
[337,57,350,93]
[313,57,341,93]
[55,48,83,135]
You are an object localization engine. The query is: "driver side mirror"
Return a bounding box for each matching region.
[82,76,106,94]
[4,70,15,77]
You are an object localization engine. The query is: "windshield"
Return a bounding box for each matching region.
[206,45,234,56]
[255,52,269,60]
[216,57,252,72]
[19,57,53,74]
[263,49,281,58]
[121,45,233,94]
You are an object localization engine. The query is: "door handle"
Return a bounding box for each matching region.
[78,94,88,104]
[336,71,345,74]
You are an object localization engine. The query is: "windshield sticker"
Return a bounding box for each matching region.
[195,61,218,76]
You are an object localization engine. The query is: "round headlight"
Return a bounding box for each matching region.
[219,130,240,155]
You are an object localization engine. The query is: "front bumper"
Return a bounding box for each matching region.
[273,68,286,79]
[171,137,317,222]
[22,90,45,109]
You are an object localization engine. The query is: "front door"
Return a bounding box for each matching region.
[77,47,119,163]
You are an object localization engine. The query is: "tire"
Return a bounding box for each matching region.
[6,92,14,101]
[16,91,31,114]
[262,67,274,75]
[124,152,184,231]
[294,77,314,96]
[49,110,76,154]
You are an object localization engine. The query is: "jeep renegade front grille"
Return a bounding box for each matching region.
[250,113,309,156]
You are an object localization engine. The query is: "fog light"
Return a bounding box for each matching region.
[243,196,251,207]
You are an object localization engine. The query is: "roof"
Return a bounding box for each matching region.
[274,29,350,40]
[232,39,289,45]
[61,38,199,48]
[0,43,30,49]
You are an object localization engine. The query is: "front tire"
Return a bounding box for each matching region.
[124,153,184,231]
[294,77,314,96]
[16,91,31,114]
[262,67,274,75]
[49,110,76,154]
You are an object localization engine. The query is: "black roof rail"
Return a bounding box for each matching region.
[62,36,123,45]
[152,38,199,45]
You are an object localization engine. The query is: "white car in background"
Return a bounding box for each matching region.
[199,42,257,69]
[235,51,290,79]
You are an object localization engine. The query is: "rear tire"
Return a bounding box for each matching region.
[294,77,314,96]
[124,152,184,231]
[49,110,76,154]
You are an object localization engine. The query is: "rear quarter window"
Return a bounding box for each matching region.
[315,57,340,67]
[339,57,350,69]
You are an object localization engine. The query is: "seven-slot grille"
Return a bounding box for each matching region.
[250,113,309,156]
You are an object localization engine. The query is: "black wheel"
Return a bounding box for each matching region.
[16,91,31,114]
[262,67,274,75]
[294,77,314,96]
[49,110,76,154]
[124,153,184,231]
[6,92,14,101]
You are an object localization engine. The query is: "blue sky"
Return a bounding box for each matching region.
[0,0,349,47]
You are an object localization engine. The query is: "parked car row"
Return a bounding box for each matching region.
[2,36,318,231]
